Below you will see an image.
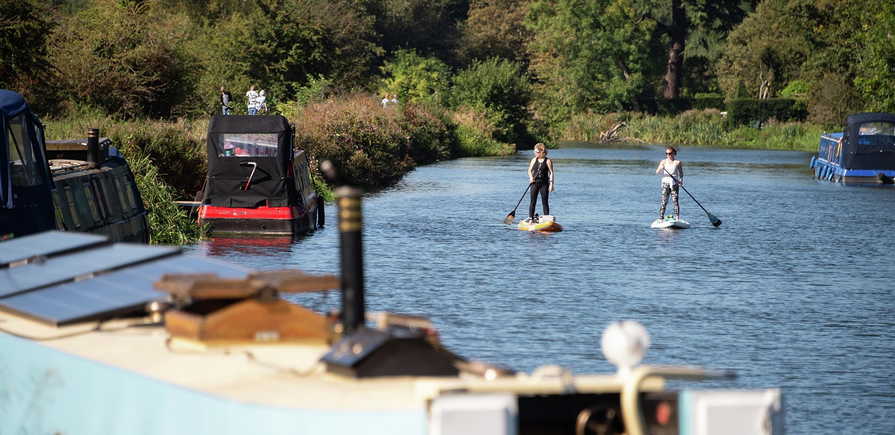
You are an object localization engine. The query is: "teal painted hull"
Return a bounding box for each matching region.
[0,333,426,434]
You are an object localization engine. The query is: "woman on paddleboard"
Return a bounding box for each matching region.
[656,146,683,220]
[527,143,555,223]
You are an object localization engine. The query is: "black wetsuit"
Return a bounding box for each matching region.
[529,158,551,220]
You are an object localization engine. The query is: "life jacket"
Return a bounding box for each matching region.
[532,158,550,183]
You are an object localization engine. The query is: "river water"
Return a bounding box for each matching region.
[189,144,895,435]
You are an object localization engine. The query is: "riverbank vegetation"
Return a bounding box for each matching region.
[4,0,893,242]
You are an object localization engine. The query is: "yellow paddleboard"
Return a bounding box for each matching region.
[517,215,563,232]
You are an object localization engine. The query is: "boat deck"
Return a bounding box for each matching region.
[0,312,659,412]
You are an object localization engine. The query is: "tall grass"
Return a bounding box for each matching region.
[562,110,825,151]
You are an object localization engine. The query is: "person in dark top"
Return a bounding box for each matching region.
[220,87,232,115]
[527,143,555,223]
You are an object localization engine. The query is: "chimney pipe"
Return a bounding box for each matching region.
[86,128,101,163]
[336,186,365,334]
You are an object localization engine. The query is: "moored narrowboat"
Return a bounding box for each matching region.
[809,112,895,184]
[198,115,323,236]
[0,89,148,242]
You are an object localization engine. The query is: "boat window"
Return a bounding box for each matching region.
[216,133,279,157]
[856,121,895,152]
[6,113,43,187]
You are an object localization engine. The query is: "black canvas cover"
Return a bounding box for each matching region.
[842,112,895,170]
[203,115,296,207]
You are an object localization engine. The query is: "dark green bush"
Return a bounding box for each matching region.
[725,98,808,127]
[693,94,725,110]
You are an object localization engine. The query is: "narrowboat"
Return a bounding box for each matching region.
[809,112,895,184]
[0,89,148,242]
[197,115,323,236]
[0,187,785,435]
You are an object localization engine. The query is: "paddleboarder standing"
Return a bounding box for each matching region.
[656,146,683,220]
[528,143,555,223]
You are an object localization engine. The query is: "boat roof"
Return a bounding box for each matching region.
[0,89,28,118]
[846,112,895,127]
[0,304,662,411]
[208,114,291,134]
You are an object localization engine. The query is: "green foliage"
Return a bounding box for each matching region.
[566,110,822,150]
[450,106,516,156]
[277,75,334,119]
[0,0,59,112]
[779,80,808,99]
[806,73,859,126]
[48,0,200,118]
[852,1,895,113]
[693,95,725,110]
[368,0,467,63]
[191,0,379,115]
[726,98,808,127]
[526,0,654,127]
[379,50,452,106]
[449,57,534,146]
[457,0,532,64]
[293,93,454,187]
[717,0,812,100]
[126,153,206,245]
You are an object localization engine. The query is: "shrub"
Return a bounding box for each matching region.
[293,93,455,187]
[449,57,534,146]
[725,98,808,127]
[48,0,199,118]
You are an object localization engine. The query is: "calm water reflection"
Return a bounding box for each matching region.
[188,144,895,435]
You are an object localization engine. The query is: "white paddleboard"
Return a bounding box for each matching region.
[650,217,690,229]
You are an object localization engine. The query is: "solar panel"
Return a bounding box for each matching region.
[0,243,180,298]
[0,255,250,326]
[0,231,109,267]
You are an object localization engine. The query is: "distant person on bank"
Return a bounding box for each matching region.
[246,85,259,115]
[220,87,232,115]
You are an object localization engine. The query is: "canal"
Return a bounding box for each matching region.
[189,143,895,435]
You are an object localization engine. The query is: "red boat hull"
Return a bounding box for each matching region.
[198,205,314,236]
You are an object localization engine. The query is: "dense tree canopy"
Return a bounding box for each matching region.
[1,0,890,128]
[0,0,57,109]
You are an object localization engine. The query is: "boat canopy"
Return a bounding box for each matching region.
[0,89,51,211]
[842,112,895,170]
[203,115,295,208]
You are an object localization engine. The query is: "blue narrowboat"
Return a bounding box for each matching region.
[809,112,895,184]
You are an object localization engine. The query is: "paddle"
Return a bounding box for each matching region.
[663,168,722,227]
[503,183,533,224]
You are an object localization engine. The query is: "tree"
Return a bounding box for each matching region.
[716,0,812,100]
[853,1,895,113]
[379,49,452,106]
[526,0,654,126]
[450,57,533,145]
[365,0,468,65]
[630,0,755,99]
[48,0,199,117]
[457,0,532,65]
[193,0,380,111]
[0,0,58,111]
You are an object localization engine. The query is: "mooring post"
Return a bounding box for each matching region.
[336,185,365,334]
